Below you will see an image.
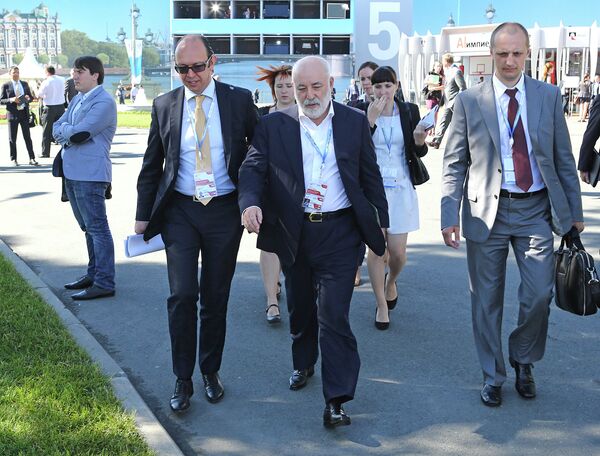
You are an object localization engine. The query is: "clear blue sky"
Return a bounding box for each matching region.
[11,1,599,42]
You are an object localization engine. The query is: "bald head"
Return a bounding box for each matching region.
[293,56,331,83]
[292,56,334,124]
[490,22,530,50]
[175,34,214,61]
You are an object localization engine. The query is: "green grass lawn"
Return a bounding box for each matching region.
[0,254,154,456]
[0,106,151,129]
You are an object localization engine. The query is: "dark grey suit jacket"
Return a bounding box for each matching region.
[238,102,389,266]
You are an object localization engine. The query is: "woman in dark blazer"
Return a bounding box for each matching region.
[359,66,428,330]
[255,64,294,323]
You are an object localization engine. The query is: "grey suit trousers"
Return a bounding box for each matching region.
[465,191,554,386]
[432,105,454,145]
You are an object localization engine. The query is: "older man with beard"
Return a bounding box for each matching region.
[239,56,388,427]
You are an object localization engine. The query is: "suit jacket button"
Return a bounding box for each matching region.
[498,169,502,173]
[494,195,498,199]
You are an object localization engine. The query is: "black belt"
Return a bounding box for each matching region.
[499,188,547,199]
[303,207,352,223]
[173,190,237,201]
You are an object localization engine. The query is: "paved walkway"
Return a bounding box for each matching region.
[1,118,599,456]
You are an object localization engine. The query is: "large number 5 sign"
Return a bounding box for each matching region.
[368,2,401,61]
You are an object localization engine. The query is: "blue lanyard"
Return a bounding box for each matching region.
[380,103,397,157]
[301,123,332,179]
[500,94,523,147]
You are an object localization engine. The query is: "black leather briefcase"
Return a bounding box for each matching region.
[554,229,600,316]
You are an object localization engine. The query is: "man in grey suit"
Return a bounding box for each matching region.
[53,56,117,300]
[441,23,584,407]
[427,53,466,149]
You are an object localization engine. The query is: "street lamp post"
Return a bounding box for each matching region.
[485,4,496,24]
[117,3,145,87]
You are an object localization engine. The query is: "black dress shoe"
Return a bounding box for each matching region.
[480,383,502,407]
[64,275,93,290]
[323,401,351,428]
[202,373,224,403]
[289,365,315,390]
[265,303,281,324]
[384,273,398,310]
[374,308,389,330]
[512,361,536,399]
[71,285,115,300]
[170,379,193,412]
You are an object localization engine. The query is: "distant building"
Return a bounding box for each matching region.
[0,3,62,69]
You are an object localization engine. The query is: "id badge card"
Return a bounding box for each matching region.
[502,156,516,185]
[381,167,398,188]
[193,170,218,199]
[302,182,328,211]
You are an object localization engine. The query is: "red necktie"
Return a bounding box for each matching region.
[505,88,533,191]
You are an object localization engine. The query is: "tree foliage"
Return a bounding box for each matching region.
[61,30,159,69]
[13,53,24,64]
[37,54,50,64]
[56,54,69,67]
[97,53,110,65]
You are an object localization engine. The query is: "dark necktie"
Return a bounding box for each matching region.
[505,88,532,192]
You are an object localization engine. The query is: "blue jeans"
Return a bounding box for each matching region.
[65,179,115,290]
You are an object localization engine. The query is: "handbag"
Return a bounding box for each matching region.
[408,156,430,185]
[28,110,37,128]
[52,149,64,177]
[589,148,600,187]
[554,228,600,316]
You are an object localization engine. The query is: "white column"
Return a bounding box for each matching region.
[260,33,264,55]
[289,34,293,55]
[319,34,323,55]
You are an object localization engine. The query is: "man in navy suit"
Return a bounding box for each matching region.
[53,56,117,301]
[239,56,388,427]
[0,66,38,166]
[135,34,259,413]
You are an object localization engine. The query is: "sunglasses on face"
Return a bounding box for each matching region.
[174,56,212,75]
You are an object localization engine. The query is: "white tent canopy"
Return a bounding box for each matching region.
[0,47,46,81]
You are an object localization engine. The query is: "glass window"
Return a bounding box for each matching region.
[234,1,260,19]
[263,1,290,19]
[323,1,350,19]
[173,1,201,19]
[322,36,349,54]
[264,36,290,54]
[293,36,319,55]
[203,1,232,19]
[294,1,320,19]
[206,35,231,54]
[235,36,260,54]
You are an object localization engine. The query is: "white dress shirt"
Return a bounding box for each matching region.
[493,73,545,193]
[299,102,350,212]
[175,79,234,196]
[38,75,66,106]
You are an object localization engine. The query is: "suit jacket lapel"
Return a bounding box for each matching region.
[215,81,232,168]
[477,81,501,158]
[279,104,305,187]
[332,102,349,164]
[170,86,184,165]
[397,101,413,150]
[524,76,541,153]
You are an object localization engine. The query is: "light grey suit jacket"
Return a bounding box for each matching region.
[443,65,466,109]
[53,86,117,182]
[441,76,583,242]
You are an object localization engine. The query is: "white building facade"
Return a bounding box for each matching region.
[0,4,62,69]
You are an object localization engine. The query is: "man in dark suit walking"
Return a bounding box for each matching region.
[578,93,600,184]
[135,34,259,413]
[0,66,38,166]
[239,56,388,427]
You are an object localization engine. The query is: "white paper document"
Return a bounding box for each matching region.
[124,234,165,258]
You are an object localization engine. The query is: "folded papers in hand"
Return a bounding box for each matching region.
[124,234,165,258]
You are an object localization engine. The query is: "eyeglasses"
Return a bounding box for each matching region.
[174,56,212,75]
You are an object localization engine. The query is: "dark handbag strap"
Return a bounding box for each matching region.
[560,226,585,251]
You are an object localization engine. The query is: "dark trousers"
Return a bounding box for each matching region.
[7,110,34,161]
[41,104,65,157]
[161,192,243,380]
[282,211,362,404]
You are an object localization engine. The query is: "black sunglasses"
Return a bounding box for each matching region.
[174,56,212,75]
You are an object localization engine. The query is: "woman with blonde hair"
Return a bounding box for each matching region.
[255,64,294,323]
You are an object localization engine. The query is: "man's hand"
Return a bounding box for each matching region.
[134,220,149,235]
[442,225,461,249]
[573,221,585,233]
[242,207,262,234]
[579,170,590,184]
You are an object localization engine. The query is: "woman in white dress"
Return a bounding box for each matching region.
[363,66,428,330]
